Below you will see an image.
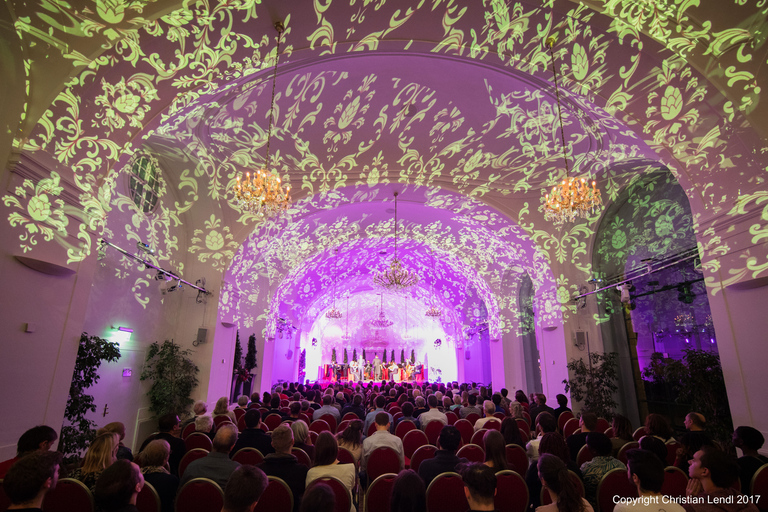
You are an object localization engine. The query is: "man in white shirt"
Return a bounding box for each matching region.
[313,394,341,422]
[362,412,404,471]
[420,395,448,431]
[613,448,685,512]
[526,412,557,462]
[473,400,499,431]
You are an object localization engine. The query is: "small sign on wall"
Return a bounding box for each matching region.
[122,368,132,377]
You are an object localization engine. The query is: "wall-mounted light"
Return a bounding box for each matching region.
[111,326,133,333]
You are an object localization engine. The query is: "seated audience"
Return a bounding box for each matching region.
[483,429,508,471]
[460,394,482,419]
[733,426,768,494]
[214,396,237,424]
[94,459,144,512]
[138,414,187,476]
[235,395,250,411]
[306,432,355,512]
[580,432,626,507]
[71,432,120,491]
[194,415,216,440]
[181,400,208,429]
[138,439,178,512]
[500,417,525,448]
[232,410,274,457]
[395,402,421,430]
[258,424,309,512]
[313,394,341,422]
[677,413,713,473]
[515,390,530,411]
[610,414,634,457]
[337,419,364,463]
[299,482,335,512]
[340,394,366,420]
[684,446,758,512]
[459,462,497,512]
[2,451,62,510]
[291,420,315,462]
[526,432,583,510]
[567,412,597,462]
[364,395,394,436]
[362,412,404,472]
[509,401,525,420]
[418,425,467,487]
[179,423,240,489]
[413,396,428,418]
[553,394,571,421]
[222,465,268,512]
[420,395,448,431]
[645,413,674,443]
[527,412,557,462]
[390,469,426,512]
[537,453,594,512]
[473,400,499,431]
[530,394,556,424]
[614,449,685,512]
[0,425,58,478]
[639,435,669,466]
[285,402,302,422]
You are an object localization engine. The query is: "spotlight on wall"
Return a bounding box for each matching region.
[136,242,154,255]
[312,338,318,347]
[111,326,133,333]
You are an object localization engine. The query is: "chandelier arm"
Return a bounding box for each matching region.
[548,38,569,176]
[265,21,284,170]
[393,191,398,259]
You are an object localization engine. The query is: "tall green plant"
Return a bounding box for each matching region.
[353,348,357,361]
[244,333,257,372]
[563,351,619,420]
[400,349,405,364]
[141,340,199,418]
[382,350,387,364]
[233,330,243,370]
[391,349,395,362]
[343,348,348,364]
[332,348,337,363]
[60,332,120,464]
[410,349,415,364]
[362,349,366,361]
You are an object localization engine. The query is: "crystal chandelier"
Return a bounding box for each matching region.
[234,21,291,217]
[425,249,442,318]
[373,192,420,290]
[543,37,602,225]
[325,248,343,319]
[370,294,394,329]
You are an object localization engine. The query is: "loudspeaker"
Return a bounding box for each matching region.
[465,350,471,360]
[573,330,587,350]
[196,328,207,344]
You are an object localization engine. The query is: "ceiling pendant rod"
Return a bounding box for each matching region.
[548,37,569,177]
[264,21,284,170]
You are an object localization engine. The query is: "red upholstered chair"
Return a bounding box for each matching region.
[493,412,506,421]
[232,447,264,465]
[466,413,481,425]
[403,429,429,459]
[471,429,488,446]
[280,407,290,415]
[136,481,161,512]
[367,422,377,437]
[751,463,768,510]
[337,447,356,465]
[557,411,574,432]
[485,419,502,431]
[174,478,224,512]
[248,403,260,409]
[234,408,246,420]
[42,478,94,512]
[396,420,417,440]
[577,444,593,467]
[310,419,331,434]
[505,444,529,474]
[515,418,529,432]
[389,406,402,415]
[617,442,640,465]
[215,420,234,432]
[604,427,615,438]
[365,473,397,512]
[494,470,529,512]
[292,447,311,467]
[424,421,444,446]
[265,413,284,431]
[237,415,246,432]
[518,428,530,443]
[665,441,682,466]
[213,415,232,428]
[456,443,485,463]
[260,423,269,433]
[254,476,293,512]
[320,414,338,434]
[367,447,402,481]
[454,419,474,445]
[563,418,580,438]
[0,479,11,511]
[181,422,196,439]
[308,430,319,444]
[632,427,647,441]
[595,418,610,434]
[597,468,638,512]
[426,472,469,512]
[307,476,352,512]
[259,407,269,415]
[445,411,458,425]
[337,420,351,434]
[522,411,531,425]
[280,399,289,407]
[178,448,209,478]
[410,445,437,473]
[392,412,403,422]
[301,413,313,425]
[184,432,213,452]
[342,412,359,422]
[661,466,688,498]
[541,471,583,505]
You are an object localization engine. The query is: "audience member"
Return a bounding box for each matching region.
[291,420,315,462]
[340,394,366,420]
[537,453,593,512]
[179,423,240,489]
[364,395,394,435]
[483,429,508,471]
[258,424,309,512]
[418,425,467,487]
[306,432,355,512]
[137,439,178,512]
[181,400,208,429]
[97,422,133,462]
[2,451,62,510]
[0,425,58,478]
[232,410,274,456]
[509,401,525,420]
[530,394,556,424]
[390,469,426,512]
[362,412,404,472]
[460,394,482,419]
[553,394,571,421]
[580,432,626,507]
[138,414,187,476]
[420,395,448,431]
[645,414,674,443]
[214,396,238,424]
[499,388,512,411]
[567,412,597,461]
[500,417,525,448]
[71,432,120,491]
[299,482,335,512]
[194,415,215,440]
[459,462,497,512]
[313,394,341,422]
[222,465,268,512]
[526,432,583,510]
[684,446,758,512]
[396,402,421,430]
[638,436,669,466]
[678,413,713,472]
[337,419,364,463]
[614,449,685,512]
[733,426,768,494]
[527,412,557,462]
[93,459,144,512]
[610,415,634,457]
[473,400,500,431]
[235,395,250,411]
[515,390,530,411]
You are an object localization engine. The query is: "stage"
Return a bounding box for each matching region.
[318,363,426,383]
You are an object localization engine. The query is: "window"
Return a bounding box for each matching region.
[128,155,161,214]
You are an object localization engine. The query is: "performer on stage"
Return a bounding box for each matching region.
[357,356,364,381]
[405,361,414,381]
[373,353,382,380]
[349,359,358,382]
[388,361,400,382]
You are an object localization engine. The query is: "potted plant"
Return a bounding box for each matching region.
[141,340,199,418]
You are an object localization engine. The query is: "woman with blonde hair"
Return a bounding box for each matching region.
[337,420,363,463]
[291,419,315,462]
[97,421,133,461]
[71,432,119,491]
[139,439,178,512]
[213,396,237,423]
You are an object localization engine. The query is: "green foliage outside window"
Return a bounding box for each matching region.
[141,340,199,418]
[563,351,619,420]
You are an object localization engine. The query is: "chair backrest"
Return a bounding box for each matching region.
[368,446,401,481]
[424,421,444,446]
[597,468,638,512]
[342,412,359,422]
[505,444,529,474]
[367,421,378,437]
[518,427,530,443]
[617,441,640,464]
[495,470,528,512]
[42,478,94,512]
[308,430,319,444]
[751,463,768,509]
[558,411,574,432]
[337,447,356,465]
[182,422,196,439]
[396,420,417,439]
[213,415,232,427]
[310,419,331,434]
[577,443,593,466]
[136,480,161,512]
[215,420,234,432]
[185,432,213,452]
[365,473,397,512]
[174,478,224,512]
[292,447,311,467]
[307,476,352,512]
[661,466,689,499]
[595,418,610,434]
[403,429,429,458]
[604,427,615,438]
[234,408,246,421]
[445,411,458,425]
[280,399,290,407]
[320,414,338,433]
[493,412,506,420]
[178,448,209,478]
[485,419,502,431]
[265,414,284,431]
[456,443,485,463]
[389,406,402,415]
[237,415,247,432]
[515,418,529,432]
[392,412,404,422]
[665,441,681,466]
[454,419,474,445]
[426,472,469,512]
[254,476,293,512]
[632,427,647,441]
[563,418,580,438]
[232,447,264,465]
[466,413,481,425]
[248,402,261,409]
[522,411,531,424]
[337,420,350,434]
[541,471,583,505]
[410,445,437,473]
[471,429,488,446]
[260,423,269,433]
[0,478,10,511]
